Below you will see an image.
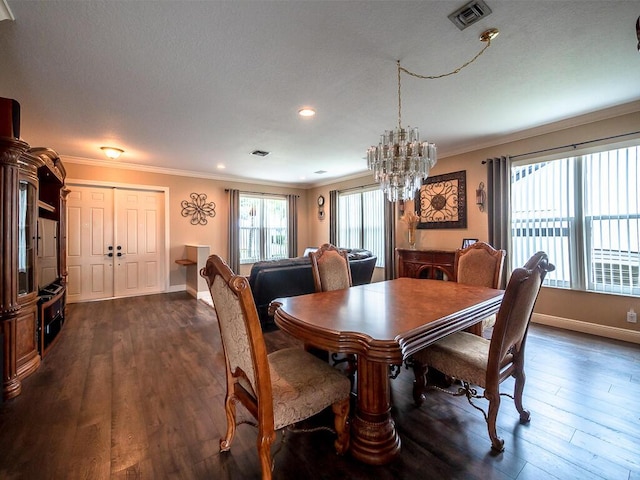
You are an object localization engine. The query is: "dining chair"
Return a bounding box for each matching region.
[454,240,506,337]
[309,243,353,292]
[411,251,554,452]
[201,254,351,480]
[309,243,357,380]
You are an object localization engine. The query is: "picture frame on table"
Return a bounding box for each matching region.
[461,238,478,249]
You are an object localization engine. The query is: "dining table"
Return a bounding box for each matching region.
[272,277,504,465]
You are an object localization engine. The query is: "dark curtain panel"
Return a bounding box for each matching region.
[227,188,240,274]
[287,194,298,257]
[384,200,397,280]
[329,189,338,245]
[486,156,511,285]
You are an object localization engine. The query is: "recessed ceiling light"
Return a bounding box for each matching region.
[217,164,225,169]
[298,108,316,117]
[314,170,327,175]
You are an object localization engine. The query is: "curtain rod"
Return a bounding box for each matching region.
[224,189,299,197]
[482,130,640,163]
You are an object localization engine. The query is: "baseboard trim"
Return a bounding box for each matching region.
[532,313,640,344]
[184,285,213,304]
[167,284,186,293]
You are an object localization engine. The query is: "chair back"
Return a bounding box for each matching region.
[454,241,506,288]
[200,255,273,415]
[309,243,353,292]
[488,252,554,377]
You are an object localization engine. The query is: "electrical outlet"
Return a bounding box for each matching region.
[627,308,637,323]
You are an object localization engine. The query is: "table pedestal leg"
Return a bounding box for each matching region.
[350,357,401,465]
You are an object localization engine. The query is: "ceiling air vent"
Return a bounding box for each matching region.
[448,0,492,30]
[251,149,270,157]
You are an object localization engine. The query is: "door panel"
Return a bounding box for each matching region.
[114,188,164,297]
[66,186,114,302]
[67,185,165,302]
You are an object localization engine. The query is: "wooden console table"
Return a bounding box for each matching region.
[396,248,456,281]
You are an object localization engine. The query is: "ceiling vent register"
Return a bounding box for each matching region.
[251,150,270,157]
[448,0,492,30]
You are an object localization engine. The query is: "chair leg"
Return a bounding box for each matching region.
[220,394,237,452]
[332,397,350,455]
[257,431,276,480]
[513,367,531,423]
[411,360,428,406]
[485,390,504,452]
[346,354,357,390]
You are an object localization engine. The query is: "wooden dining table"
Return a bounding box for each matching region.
[272,277,504,465]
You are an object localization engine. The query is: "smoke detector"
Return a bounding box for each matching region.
[448,0,492,30]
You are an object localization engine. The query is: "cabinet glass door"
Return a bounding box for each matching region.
[18,179,37,295]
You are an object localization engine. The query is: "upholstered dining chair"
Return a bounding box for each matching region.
[308,243,357,379]
[201,254,351,480]
[411,251,554,452]
[454,241,506,337]
[309,243,353,292]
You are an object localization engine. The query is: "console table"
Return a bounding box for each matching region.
[396,248,456,281]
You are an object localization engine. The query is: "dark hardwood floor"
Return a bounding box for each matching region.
[1,292,639,479]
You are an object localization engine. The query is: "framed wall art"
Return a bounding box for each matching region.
[416,170,467,229]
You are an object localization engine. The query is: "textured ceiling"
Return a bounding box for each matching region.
[1,1,639,187]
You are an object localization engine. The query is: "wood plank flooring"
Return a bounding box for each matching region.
[1,292,638,479]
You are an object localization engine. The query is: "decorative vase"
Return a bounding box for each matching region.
[408,227,416,249]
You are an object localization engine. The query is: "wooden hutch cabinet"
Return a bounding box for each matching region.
[1,136,67,400]
[396,248,456,281]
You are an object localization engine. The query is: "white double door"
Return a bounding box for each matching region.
[66,184,166,302]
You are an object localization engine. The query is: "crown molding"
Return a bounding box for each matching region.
[61,155,314,189]
[440,100,640,159]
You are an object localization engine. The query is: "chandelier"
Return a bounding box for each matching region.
[367,29,499,202]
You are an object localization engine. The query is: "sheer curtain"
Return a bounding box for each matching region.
[486,156,511,285]
[227,188,240,274]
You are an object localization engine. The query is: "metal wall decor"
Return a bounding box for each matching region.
[416,170,467,229]
[181,193,216,225]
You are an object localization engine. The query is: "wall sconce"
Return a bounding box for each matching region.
[476,182,486,212]
[100,146,124,160]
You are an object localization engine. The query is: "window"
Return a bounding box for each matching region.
[239,194,288,264]
[511,144,640,295]
[337,187,385,268]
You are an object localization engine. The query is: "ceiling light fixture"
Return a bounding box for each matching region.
[367,28,499,202]
[100,146,124,160]
[298,107,316,117]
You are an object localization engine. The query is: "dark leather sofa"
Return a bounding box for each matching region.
[248,248,377,328]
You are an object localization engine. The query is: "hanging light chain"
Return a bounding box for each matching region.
[395,30,497,130]
[398,30,496,82]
